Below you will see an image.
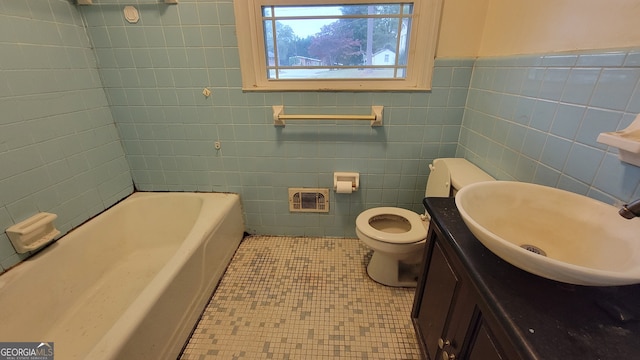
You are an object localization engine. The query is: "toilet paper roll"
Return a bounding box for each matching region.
[336,181,353,194]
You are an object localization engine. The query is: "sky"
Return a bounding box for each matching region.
[278,18,337,38]
[270,6,342,38]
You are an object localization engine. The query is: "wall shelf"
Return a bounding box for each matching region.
[597,113,640,167]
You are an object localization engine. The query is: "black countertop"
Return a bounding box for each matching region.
[423,197,640,360]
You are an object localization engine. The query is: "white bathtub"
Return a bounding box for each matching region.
[0,192,245,360]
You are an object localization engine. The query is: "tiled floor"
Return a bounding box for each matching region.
[180,235,421,359]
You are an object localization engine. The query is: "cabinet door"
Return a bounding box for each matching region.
[467,319,505,360]
[415,241,460,360]
[413,218,524,360]
[439,284,476,359]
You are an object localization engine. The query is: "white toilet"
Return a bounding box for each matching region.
[356,158,495,287]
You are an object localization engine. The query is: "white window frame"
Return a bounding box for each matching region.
[233,0,443,91]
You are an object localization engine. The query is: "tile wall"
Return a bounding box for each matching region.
[0,0,133,273]
[80,1,472,237]
[3,1,640,274]
[458,49,640,205]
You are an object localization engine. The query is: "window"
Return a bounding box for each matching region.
[233,0,443,91]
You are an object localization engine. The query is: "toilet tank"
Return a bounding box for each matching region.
[425,158,494,197]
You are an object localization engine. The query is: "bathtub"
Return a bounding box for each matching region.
[0,192,245,360]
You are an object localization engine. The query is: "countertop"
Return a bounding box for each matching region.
[423,197,640,360]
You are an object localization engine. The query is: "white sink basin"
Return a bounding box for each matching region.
[455,181,640,286]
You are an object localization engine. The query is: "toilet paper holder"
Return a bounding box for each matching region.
[334,172,359,192]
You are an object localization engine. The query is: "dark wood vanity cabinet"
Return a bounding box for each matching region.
[413,197,640,360]
[412,221,519,360]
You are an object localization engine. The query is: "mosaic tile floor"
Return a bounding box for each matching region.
[180,235,420,359]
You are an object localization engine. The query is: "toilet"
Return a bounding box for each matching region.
[356,158,495,287]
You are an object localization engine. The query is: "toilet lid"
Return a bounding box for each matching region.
[356,207,428,244]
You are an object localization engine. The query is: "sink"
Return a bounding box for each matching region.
[455,181,640,286]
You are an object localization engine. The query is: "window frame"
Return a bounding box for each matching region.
[233,0,443,91]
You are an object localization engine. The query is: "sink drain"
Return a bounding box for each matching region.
[521,244,546,256]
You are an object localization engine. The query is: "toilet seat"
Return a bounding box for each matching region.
[356,207,427,244]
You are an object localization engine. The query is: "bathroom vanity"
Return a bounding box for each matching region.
[412,197,640,360]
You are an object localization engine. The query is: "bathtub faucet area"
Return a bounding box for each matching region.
[619,198,640,219]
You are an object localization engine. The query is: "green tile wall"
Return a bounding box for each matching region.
[80,1,473,237]
[0,0,133,273]
[4,0,639,276]
[458,49,640,205]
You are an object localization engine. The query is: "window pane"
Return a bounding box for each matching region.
[398,18,410,66]
[260,3,415,82]
[263,20,276,67]
[272,5,342,17]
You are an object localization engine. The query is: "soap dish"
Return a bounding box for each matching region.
[6,212,60,253]
[597,114,640,167]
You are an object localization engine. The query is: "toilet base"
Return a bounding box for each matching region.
[366,251,420,287]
